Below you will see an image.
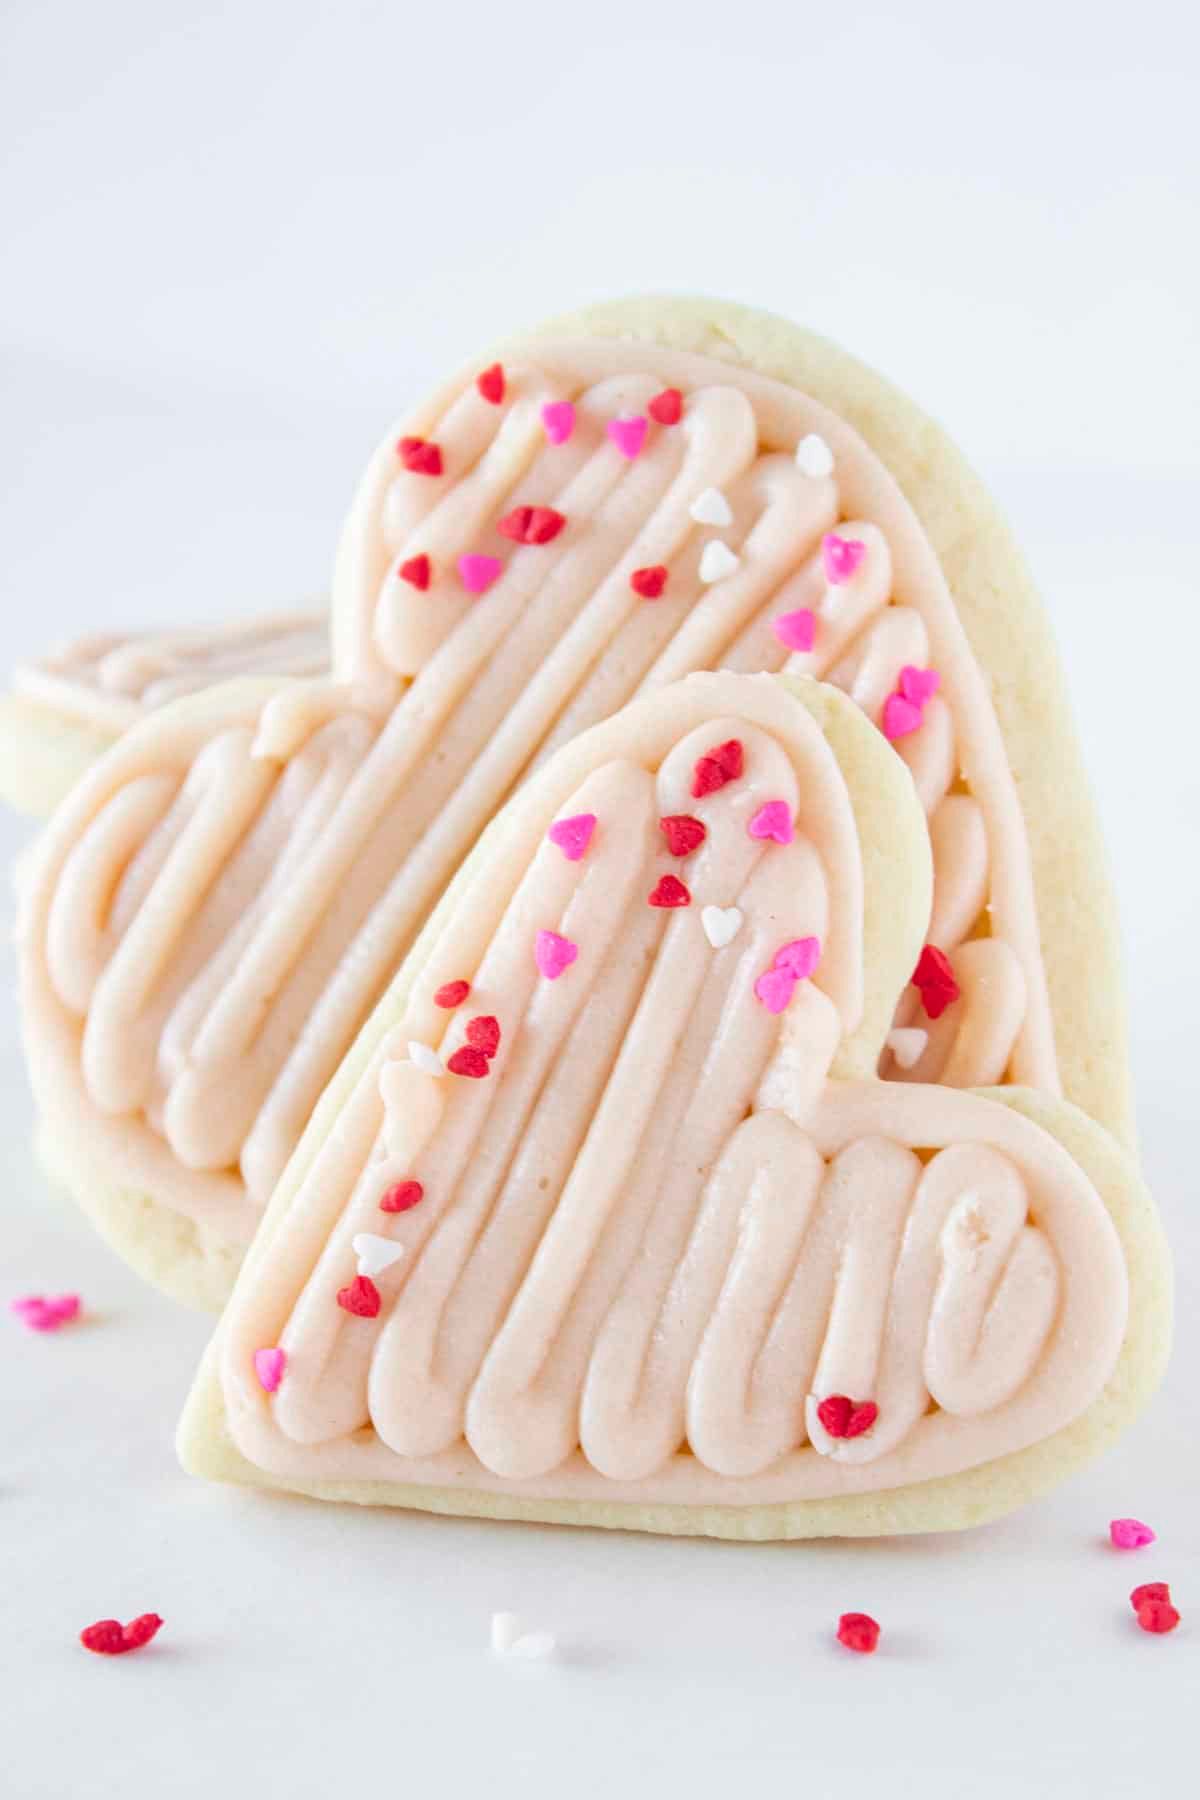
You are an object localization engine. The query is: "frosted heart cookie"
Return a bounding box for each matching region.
[0,609,328,819]
[177,673,1168,1538]
[18,297,1134,1307]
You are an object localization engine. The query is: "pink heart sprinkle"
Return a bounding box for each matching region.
[882,692,923,741]
[535,929,578,981]
[772,608,816,653]
[606,415,648,461]
[821,532,867,585]
[1110,1517,1156,1550]
[753,967,797,1014]
[899,665,941,707]
[10,1293,80,1332]
[547,813,596,862]
[748,800,794,846]
[254,1347,286,1393]
[458,554,503,596]
[773,936,821,980]
[541,401,576,446]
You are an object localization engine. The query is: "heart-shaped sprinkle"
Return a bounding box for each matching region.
[491,1613,557,1658]
[821,532,866,584]
[659,814,707,856]
[10,1293,81,1332]
[1136,1596,1181,1635]
[336,1274,381,1318]
[1111,1518,1156,1550]
[1131,1582,1172,1613]
[836,1612,880,1655]
[886,1026,928,1069]
[607,415,648,460]
[773,937,821,980]
[748,800,794,845]
[466,1015,501,1058]
[352,1233,406,1277]
[689,486,733,527]
[648,388,683,425]
[701,905,743,948]
[772,608,816,653]
[433,979,471,1008]
[397,436,443,477]
[476,362,505,404]
[548,813,597,862]
[458,554,503,595]
[691,739,744,797]
[80,1614,163,1657]
[541,400,575,445]
[648,874,691,908]
[497,505,567,545]
[882,693,923,741]
[630,565,669,599]
[698,540,740,584]
[380,1179,424,1213]
[447,1044,491,1078]
[535,930,578,980]
[753,966,796,1014]
[795,433,835,479]
[399,554,431,591]
[253,1347,286,1392]
[817,1394,879,1439]
[912,945,959,1019]
[408,1041,446,1077]
[899,665,941,707]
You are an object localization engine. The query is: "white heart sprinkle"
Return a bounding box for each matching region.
[795,433,834,478]
[491,1613,556,1660]
[352,1233,406,1277]
[689,486,733,527]
[701,904,743,949]
[491,1612,522,1653]
[408,1040,445,1077]
[886,1027,928,1070]
[698,540,740,584]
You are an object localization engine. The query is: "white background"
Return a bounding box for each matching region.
[2,3,1198,1796]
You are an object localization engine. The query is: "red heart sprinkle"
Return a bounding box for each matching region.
[466,1015,501,1058]
[648,388,684,425]
[497,505,567,545]
[397,436,443,477]
[80,1614,164,1656]
[1131,1582,1172,1613]
[446,1045,491,1079]
[433,979,471,1008]
[911,944,960,1019]
[399,554,431,590]
[477,362,505,405]
[836,1613,881,1655]
[817,1395,879,1439]
[630,565,669,599]
[691,739,744,798]
[648,874,691,908]
[659,815,707,856]
[1137,1598,1181,1635]
[380,1179,425,1213]
[337,1274,381,1318]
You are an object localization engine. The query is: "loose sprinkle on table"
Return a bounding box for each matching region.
[80,1614,163,1657]
[1111,1518,1156,1550]
[10,1293,80,1332]
[836,1613,881,1655]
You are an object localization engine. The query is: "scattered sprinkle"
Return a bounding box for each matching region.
[491,1613,557,1659]
[380,1179,425,1213]
[10,1293,80,1333]
[648,388,684,426]
[497,505,567,545]
[817,1395,879,1440]
[458,554,503,595]
[883,665,942,742]
[1131,1583,1172,1613]
[80,1614,163,1657]
[748,800,794,845]
[397,436,443,477]
[689,486,733,527]
[898,665,941,708]
[477,363,505,405]
[836,1613,880,1655]
[548,813,597,862]
[352,1233,406,1277]
[607,415,648,460]
[253,1347,286,1393]
[754,937,821,1013]
[337,1274,381,1318]
[408,1041,446,1077]
[911,945,960,1020]
[399,553,431,591]
[822,532,866,584]
[1111,1518,1157,1550]
[447,1045,492,1079]
[772,608,816,653]
[796,433,835,479]
[691,739,744,798]
[541,401,576,445]
[701,905,743,948]
[535,930,578,981]
[630,565,669,600]
[434,979,471,1008]
[698,540,740,584]
[466,1015,501,1058]
[886,1026,928,1069]
[659,814,707,856]
[1135,1591,1181,1636]
[648,874,691,909]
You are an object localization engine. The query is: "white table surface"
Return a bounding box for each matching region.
[2,3,1198,1795]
